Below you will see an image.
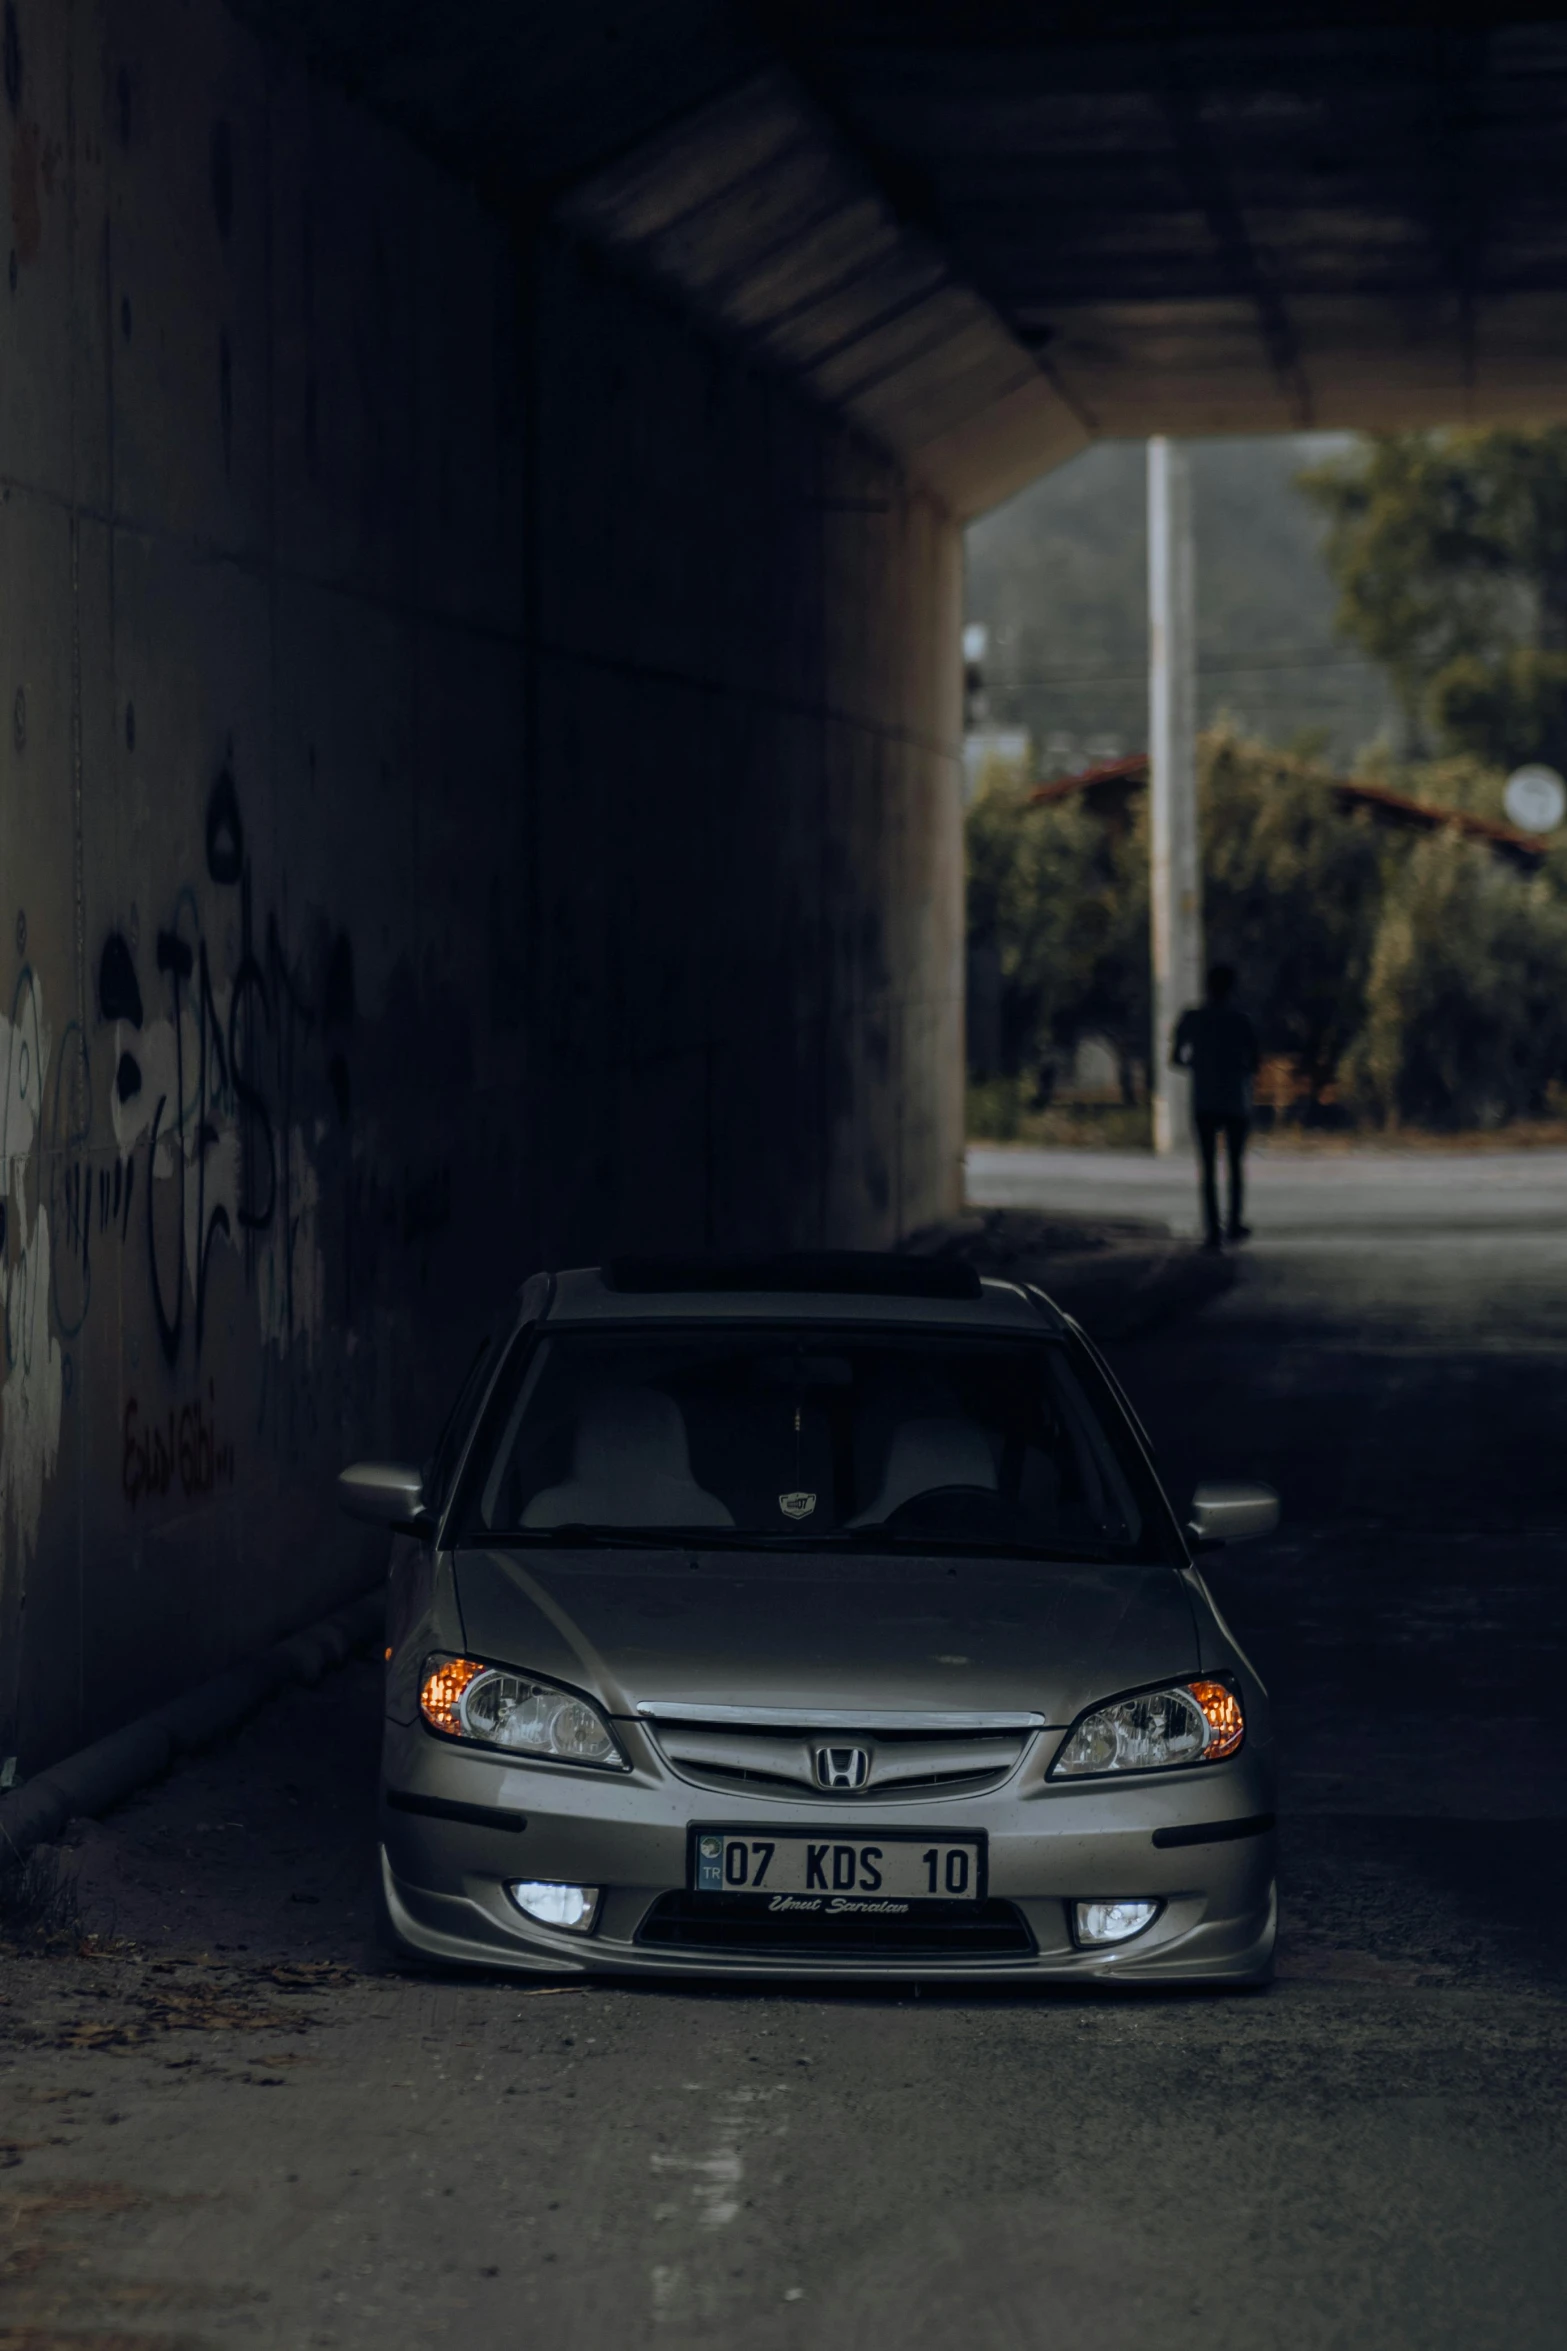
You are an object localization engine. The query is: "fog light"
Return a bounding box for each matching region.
[1074,1898,1161,1947]
[507,1880,600,1933]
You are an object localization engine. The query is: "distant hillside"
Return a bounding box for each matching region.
[965,435,1401,774]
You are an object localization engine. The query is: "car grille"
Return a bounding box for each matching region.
[637,1891,1036,1959]
[648,1721,1031,1802]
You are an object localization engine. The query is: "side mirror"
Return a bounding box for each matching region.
[1188,1479,1279,1548]
[338,1461,428,1530]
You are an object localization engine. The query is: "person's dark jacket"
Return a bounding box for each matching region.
[1172,1003,1259,1118]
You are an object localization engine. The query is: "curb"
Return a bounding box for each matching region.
[0,1588,383,1871]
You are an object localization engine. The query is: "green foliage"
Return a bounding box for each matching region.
[965,1075,1027,1142]
[1300,427,1567,763]
[1350,743,1510,821]
[965,1081,1152,1149]
[964,758,1148,1092]
[1429,647,1567,772]
[1343,831,1567,1127]
[1201,731,1387,1096]
[967,728,1567,1132]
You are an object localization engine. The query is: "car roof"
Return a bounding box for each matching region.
[534,1263,1065,1336]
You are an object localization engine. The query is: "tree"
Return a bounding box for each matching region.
[1200,731,1387,1102]
[966,735,1383,1108]
[964,762,1149,1097]
[1428,646,1567,773]
[1059,792,1151,1101]
[966,729,1567,1132]
[1299,428,1567,766]
[1343,829,1567,1127]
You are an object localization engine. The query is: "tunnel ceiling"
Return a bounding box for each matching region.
[244,2,1567,512]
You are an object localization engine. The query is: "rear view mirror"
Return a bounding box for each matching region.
[1188,1479,1279,1548]
[338,1460,428,1529]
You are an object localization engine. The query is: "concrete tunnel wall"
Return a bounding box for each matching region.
[0,0,965,1776]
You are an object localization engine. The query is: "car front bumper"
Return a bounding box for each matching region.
[379,1716,1278,1986]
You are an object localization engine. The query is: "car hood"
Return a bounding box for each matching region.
[453,1545,1198,1725]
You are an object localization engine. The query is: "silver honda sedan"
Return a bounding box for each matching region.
[341,1255,1280,1986]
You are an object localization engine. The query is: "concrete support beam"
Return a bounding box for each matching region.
[557,71,1086,520]
[1147,436,1203,1157]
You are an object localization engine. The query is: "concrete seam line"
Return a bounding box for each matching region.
[0,1586,385,1871]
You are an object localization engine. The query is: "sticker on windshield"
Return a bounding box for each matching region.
[778,1491,817,1520]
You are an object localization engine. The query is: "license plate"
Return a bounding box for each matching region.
[691,1829,985,1905]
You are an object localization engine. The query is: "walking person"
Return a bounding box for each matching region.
[1171,963,1259,1250]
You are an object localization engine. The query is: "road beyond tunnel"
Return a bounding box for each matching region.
[2,1152,1562,2346]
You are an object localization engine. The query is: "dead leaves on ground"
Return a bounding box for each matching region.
[48,1991,298,2052]
[8,1951,360,2055]
[258,1958,357,1991]
[0,2181,148,2288]
[0,2332,208,2350]
[5,2183,146,2227]
[0,2180,238,2346]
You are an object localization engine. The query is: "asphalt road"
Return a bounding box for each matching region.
[3,1146,1565,2350]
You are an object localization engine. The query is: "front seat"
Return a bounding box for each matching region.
[522,1386,735,1529]
[848,1416,998,1526]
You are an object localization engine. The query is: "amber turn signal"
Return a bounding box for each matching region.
[1188,1678,1246,1760]
[420,1656,488,1737]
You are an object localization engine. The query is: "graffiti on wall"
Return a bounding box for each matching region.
[91,768,342,1382]
[1,768,355,1563]
[0,954,63,1570]
[122,1385,236,1508]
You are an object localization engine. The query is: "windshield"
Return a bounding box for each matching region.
[454,1323,1171,1561]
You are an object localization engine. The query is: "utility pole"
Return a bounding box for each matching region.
[1147,436,1203,1156]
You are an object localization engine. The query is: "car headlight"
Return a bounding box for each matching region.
[419,1655,626,1769]
[1051,1679,1244,1777]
